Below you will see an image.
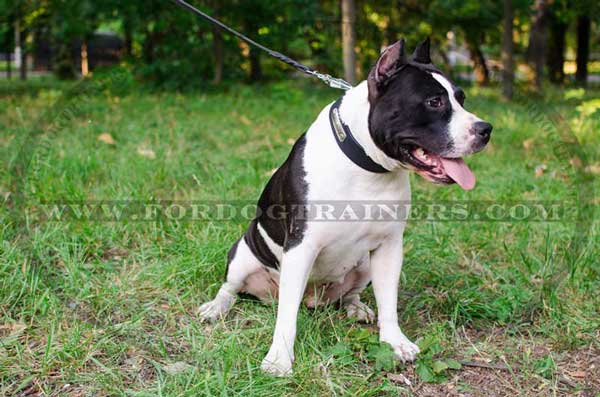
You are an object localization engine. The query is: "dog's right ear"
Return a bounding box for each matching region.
[372,39,407,83]
[368,39,406,100]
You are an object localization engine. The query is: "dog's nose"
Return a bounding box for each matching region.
[473,121,493,139]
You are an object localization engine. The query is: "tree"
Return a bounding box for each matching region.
[502,0,514,99]
[546,1,570,85]
[527,0,549,90]
[575,16,591,86]
[427,0,502,86]
[465,33,490,85]
[211,1,223,84]
[0,6,14,79]
[341,0,356,85]
[546,13,567,84]
[15,7,25,80]
[48,0,100,79]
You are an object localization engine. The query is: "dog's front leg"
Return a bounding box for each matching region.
[261,243,318,376]
[370,235,420,362]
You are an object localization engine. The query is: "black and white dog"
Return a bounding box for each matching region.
[199,38,492,376]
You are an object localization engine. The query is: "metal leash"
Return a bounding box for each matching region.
[169,0,353,91]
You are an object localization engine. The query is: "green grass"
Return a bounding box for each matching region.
[0,74,599,396]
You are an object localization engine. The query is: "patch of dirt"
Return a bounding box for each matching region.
[402,328,600,397]
[101,246,130,261]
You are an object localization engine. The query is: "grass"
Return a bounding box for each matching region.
[0,72,599,396]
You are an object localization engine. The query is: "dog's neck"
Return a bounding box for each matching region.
[337,81,402,172]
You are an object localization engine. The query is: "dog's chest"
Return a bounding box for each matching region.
[300,115,411,282]
[309,221,398,282]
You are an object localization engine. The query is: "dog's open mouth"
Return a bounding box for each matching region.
[410,147,476,190]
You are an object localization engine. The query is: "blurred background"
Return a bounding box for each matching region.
[1,0,599,96]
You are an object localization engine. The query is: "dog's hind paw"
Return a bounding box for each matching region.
[197,299,230,323]
[345,300,376,323]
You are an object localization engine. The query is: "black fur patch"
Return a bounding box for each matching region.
[224,237,240,276]
[243,219,280,269]
[240,133,308,269]
[368,66,454,162]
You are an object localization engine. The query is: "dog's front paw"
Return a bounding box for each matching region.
[261,348,293,376]
[388,339,420,362]
[380,329,420,363]
[345,300,376,323]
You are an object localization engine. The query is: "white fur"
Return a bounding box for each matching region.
[258,222,283,259]
[201,81,419,375]
[198,238,262,322]
[431,73,482,156]
[261,81,416,374]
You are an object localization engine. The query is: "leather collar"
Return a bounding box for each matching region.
[329,98,390,173]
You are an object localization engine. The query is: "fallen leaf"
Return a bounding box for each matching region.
[523,138,534,151]
[238,115,252,126]
[535,164,547,177]
[585,164,600,175]
[137,146,156,159]
[102,247,129,261]
[287,138,295,145]
[97,133,116,145]
[162,361,194,375]
[0,322,26,337]
[569,157,582,168]
[386,372,412,386]
[568,370,586,378]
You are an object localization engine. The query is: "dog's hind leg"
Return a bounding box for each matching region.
[198,238,265,322]
[341,254,375,323]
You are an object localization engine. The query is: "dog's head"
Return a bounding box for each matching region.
[367,38,492,190]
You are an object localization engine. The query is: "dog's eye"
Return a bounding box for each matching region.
[426,97,443,108]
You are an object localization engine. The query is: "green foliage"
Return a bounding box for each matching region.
[0,77,599,395]
[533,354,556,379]
[414,335,461,383]
[4,0,599,88]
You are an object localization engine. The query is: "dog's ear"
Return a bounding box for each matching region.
[367,39,406,100]
[372,39,407,83]
[412,37,431,64]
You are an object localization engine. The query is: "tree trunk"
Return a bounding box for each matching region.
[6,51,11,79]
[212,25,223,84]
[243,19,261,81]
[15,16,26,80]
[546,14,566,84]
[211,2,223,85]
[81,42,89,77]
[341,0,357,85]
[249,48,262,81]
[502,0,514,99]
[143,29,158,64]
[19,48,26,80]
[527,0,549,90]
[123,16,133,57]
[465,34,490,86]
[575,16,590,86]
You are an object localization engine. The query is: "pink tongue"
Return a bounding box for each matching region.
[440,158,476,190]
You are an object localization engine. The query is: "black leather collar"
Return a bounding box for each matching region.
[329,98,390,173]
